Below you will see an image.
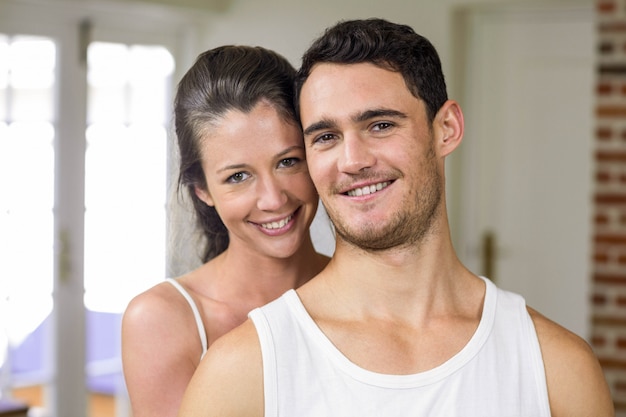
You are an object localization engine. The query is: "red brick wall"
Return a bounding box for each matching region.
[595,0,626,413]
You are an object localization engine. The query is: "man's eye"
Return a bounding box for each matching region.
[226,172,250,184]
[278,157,300,168]
[313,133,336,144]
[372,122,393,131]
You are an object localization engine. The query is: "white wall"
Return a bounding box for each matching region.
[190,0,551,81]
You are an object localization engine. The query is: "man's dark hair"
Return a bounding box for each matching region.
[295,18,448,123]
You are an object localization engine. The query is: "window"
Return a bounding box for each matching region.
[0,1,199,415]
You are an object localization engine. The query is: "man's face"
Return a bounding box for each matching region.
[299,62,444,251]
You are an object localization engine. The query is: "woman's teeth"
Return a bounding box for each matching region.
[261,214,293,230]
[347,181,389,197]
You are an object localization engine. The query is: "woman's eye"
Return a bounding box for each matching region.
[226,172,250,184]
[278,157,300,168]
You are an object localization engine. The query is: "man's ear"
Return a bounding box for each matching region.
[194,185,214,207]
[434,100,464,157]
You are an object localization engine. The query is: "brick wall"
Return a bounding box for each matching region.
[595,0,626,413]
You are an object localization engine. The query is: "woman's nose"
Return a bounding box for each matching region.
[256,176,288,211]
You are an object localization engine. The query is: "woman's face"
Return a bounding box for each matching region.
[196,101,319,259]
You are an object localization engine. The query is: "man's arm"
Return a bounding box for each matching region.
[177,320,265,417]
[529,308,614,417]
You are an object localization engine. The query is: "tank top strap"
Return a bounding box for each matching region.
[165,278,208,359]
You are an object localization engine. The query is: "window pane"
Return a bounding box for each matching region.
[9,36,55,122]
[87,43,127,125]
[84,41,172,313]
[0,34,55,397]
[84,122,167,312]
[8,36,55,88]
[128,45,174,124]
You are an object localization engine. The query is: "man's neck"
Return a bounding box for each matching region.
[305,232,477,321]
[296,233,485,375]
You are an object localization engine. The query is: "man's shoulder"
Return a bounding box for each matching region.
[528,307,614,417]
[178,319,264,417]
[210,319,261,358]
[527,307,584,344]
[201,319,262,378]
[527,306,597,366]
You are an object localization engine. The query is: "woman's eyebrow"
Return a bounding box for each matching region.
[275,145,304,158]
[217,163,247,173]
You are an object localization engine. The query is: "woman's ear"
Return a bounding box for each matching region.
[434,100,464,157]
[194,185,214,207]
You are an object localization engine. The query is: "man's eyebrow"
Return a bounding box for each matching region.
[303,109,407,137]
[303,119,337,137]
[354,108,408,123]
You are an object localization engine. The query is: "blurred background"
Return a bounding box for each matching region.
[0,0,622,415]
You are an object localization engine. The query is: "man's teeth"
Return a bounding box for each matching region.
[347,182,389,197]
[261,214,293,230]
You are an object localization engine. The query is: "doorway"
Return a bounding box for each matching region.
[451,2,595,339]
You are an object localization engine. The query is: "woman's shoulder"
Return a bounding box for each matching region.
[125,279,187,318]
[122,276,206,344]
[122,276,208,364]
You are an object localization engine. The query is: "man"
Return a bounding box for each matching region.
[178,18,614,417]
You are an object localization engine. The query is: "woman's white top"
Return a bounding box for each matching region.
[165,278,208,359]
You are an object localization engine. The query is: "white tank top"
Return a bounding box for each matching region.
[249,277,551,417]
[165,278,208,359]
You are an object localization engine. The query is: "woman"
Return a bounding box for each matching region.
[121,45,329,417]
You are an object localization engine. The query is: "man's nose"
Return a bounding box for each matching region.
[337,133,376,174]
